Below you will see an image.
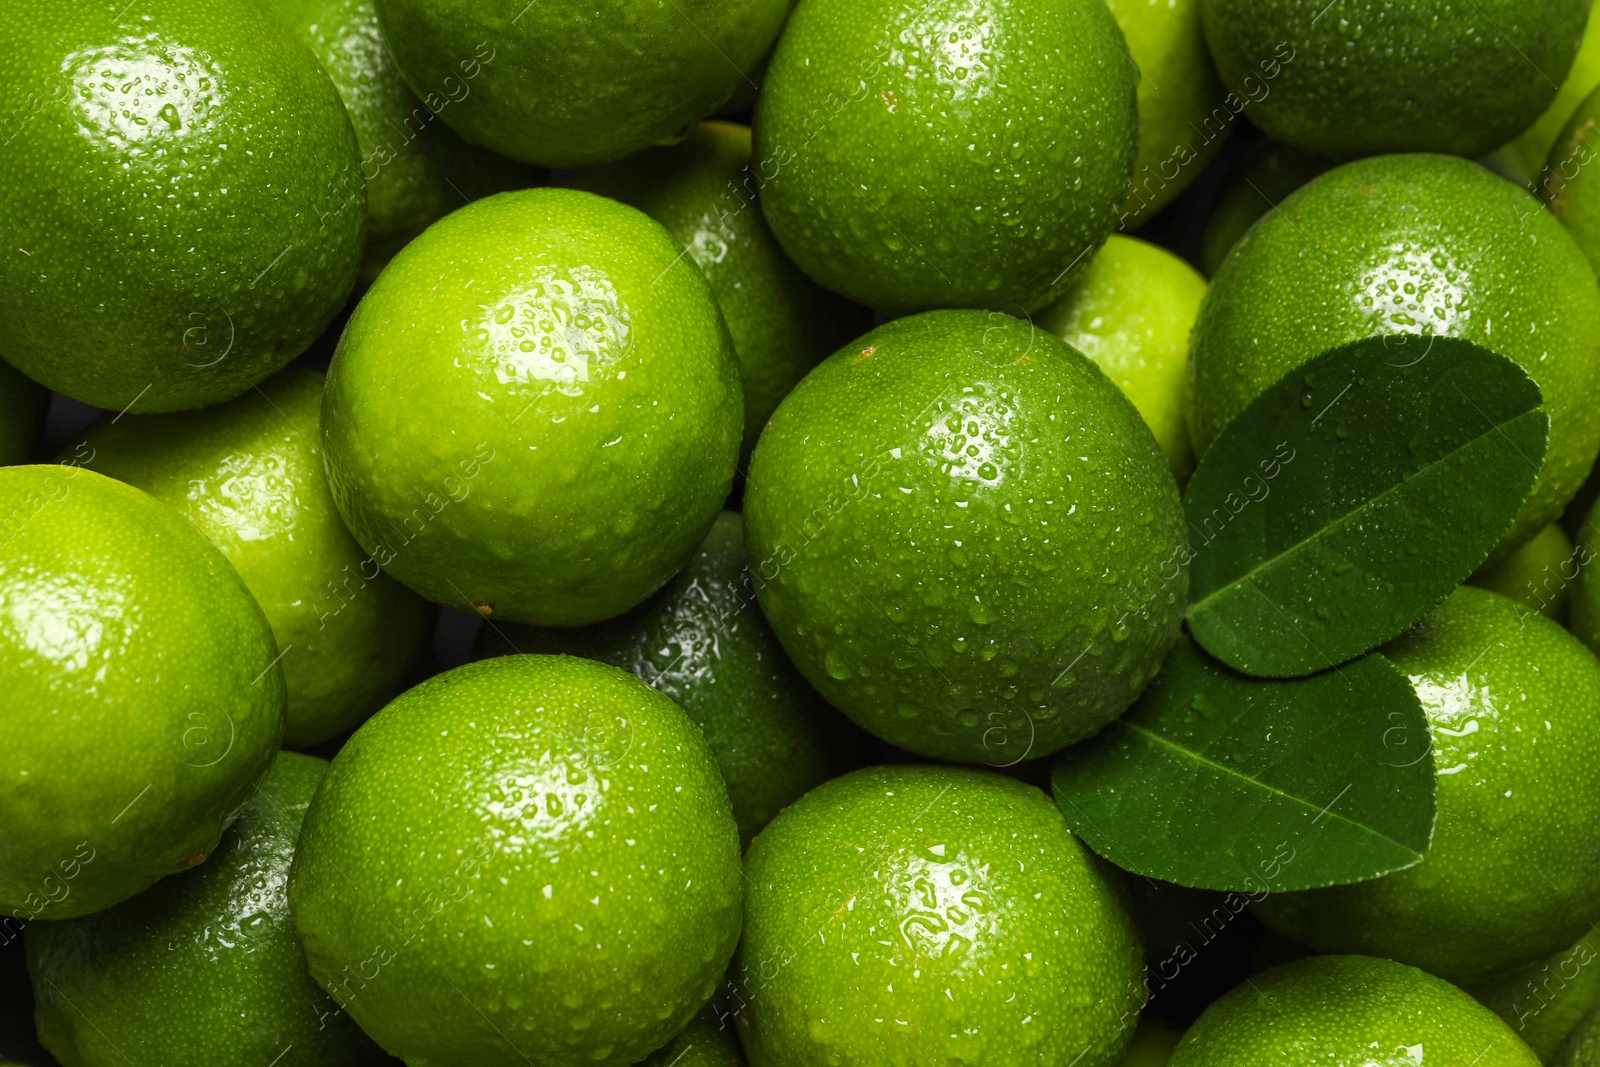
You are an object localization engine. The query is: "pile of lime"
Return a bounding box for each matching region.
[5,0,1600,1064]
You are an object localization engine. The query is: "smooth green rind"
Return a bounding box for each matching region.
[1037,235,1206,480]
[1257,588,1600,985]
[73,368,436,748]
[1170,956,1540,1067]
[0,0,365,413]
[735,766,1145,1067]
[1201,0,1588,159]
[475,512,833,846]
[1470,522,1577,624]
[1052,637,1434,892]
[28,753,382,1067]
[372,0,790,167]
[1560,1007,1600,1067]
[1187,154,1600,556]
[1198,141,1330,277]
[1108,0,1230,225]
[1185,336,1548,678]
[288,656,742,1067]
[1470,929,1600,1062]
[753,0,1137,313]
[322,188,742,625]
[640,1007,745,1067]
[270,0,540,287]
[744,310,1187,765]
[0,362,47,466]
[568,122,872,465]
[1546,85,1600,279]
[0,466,285,919]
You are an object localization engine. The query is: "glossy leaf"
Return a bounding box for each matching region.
[1052,635,1435,892]
[1185,336,1548,677]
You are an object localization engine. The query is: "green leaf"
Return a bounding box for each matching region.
[1052,635,1435,892]
[1184,336,1549,677]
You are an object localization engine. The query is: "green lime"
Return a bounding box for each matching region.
[1037,235,1206,481]
[752,0,1137,313]
[640,1006,744,1067]
[1256,587,1600,985]
[475,511,834,845]
[1469,522,1577,623]
[1188,154,1600,557]
[27,752,380,1066]
[1202,0,1589,158]
[1107,0,1230,226]
[73,367,435,749]
[1561,1006,1600,1067]
[567,121,872,464]
[287,655,742,1067]
[1169,955,1539,1067]
[0,465,284,919]
[1545,85,1600,278]
[0,362,47,467]
[744,310,1186,764]
[1118,1023,1180,1067]
[1566,496,1600,658]
[322,187,742,626]
[271,0,540,287]
[1198,141,1330,277]
[735,765,1145,1067]
[1506,0,1600,184]
[372,0,790,167]
[0,0,365,413]
[1470,928,1600,1062]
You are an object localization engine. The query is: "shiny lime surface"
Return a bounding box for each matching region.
[476,511,833,845]
[1470,928,1600,1062]
[0,363,46,467]
[0,466,284,919]
[641,1006,745,1067]
[287,655,742,1067]
[373,0,790,167]
[1257,587,1600,985]
[1198,141,1329,277]
[1189,154,1600,556]
[322,188,742,626]
[1546,85,1600,278]
[28,753,381,1067]
[568,121,872,464]
[0,0,365,413]
[1202,0,1588,158]
[272,0,539,287]
[1037,235,1206,480]
[753,0,1137,313]
[745,310,1187,764]
[75,367,435,748]
[1470,522,1576,623]
[1170,955,1539,1067]
[736,765,1145,1067]
[1108,0,1229,225]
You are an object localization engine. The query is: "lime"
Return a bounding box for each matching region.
[1037,235,1206,480]
[1256,587,1600,984]
[372,0,790,166]
[1188,154,1600,557]
[1198,141,1330,277]
[1567,496,1600,658]
[735,765,1145,1067]
[0,363,46,467]
[1469,522,1577,623]
[567,121,872,464]
[1506,0,1600,183]
[640,1006,744,1067]
[27,752,380,1066]
[1561,1007,1600,1067]
[322,187,742,625]
[1202,0,1589,158]
[1118,1023,1180,1067]
[1470,928,1600,1062]
[1169,955,1539,1067]
[1545,85,1600,277]
[74,367,435,749]
[0,0,365,413]
[1107,0,1230,225]
[287,655,742,1067]
[271,0,540,287]
[0,465,284,919]
[744,310,1186,764]
[752,0,1137,312]
[475,511,834,845]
